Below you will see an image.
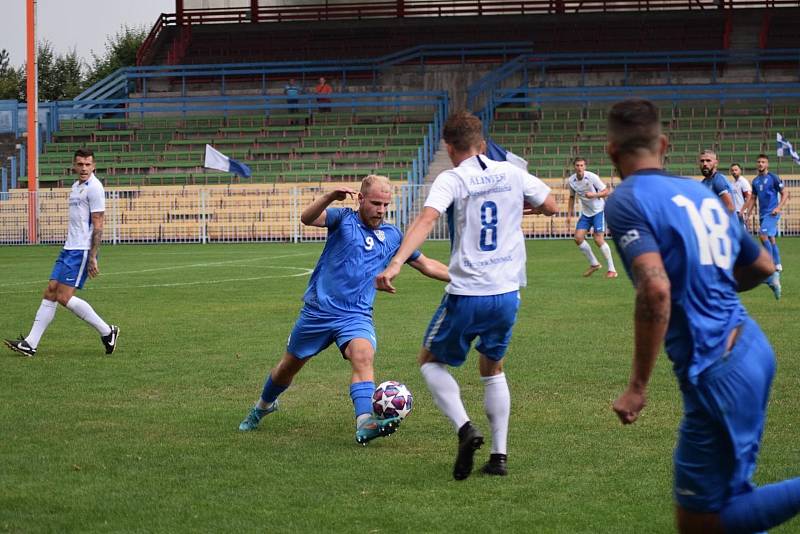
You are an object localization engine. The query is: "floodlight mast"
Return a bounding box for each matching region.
[26,0,38,244]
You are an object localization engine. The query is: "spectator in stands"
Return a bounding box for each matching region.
[742,154,790,279]
[4,148,120,358]
[698,149,735,213]
[565,157,617,278]
[315,76,333,112]
[284,78,302,114]
[606,98,800,534]
[375,112,557,480]
[728,163,752,226]
[238,175,450,445]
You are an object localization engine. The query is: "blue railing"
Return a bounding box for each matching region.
[76,42,532,105]
[468,48,800,125]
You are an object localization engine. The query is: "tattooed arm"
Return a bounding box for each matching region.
[88,212,104,278]
[613,251,671,425]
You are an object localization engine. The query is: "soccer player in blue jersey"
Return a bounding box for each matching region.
[4,149,119,357]
[605,99,800,534]
[238,175,450,445]
[743,153,790,277]
[698,150,734,213]
[376,112,557,480]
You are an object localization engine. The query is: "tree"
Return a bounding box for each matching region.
[84,25,148,89]
[0,49,23,100]
[17,41,87,101]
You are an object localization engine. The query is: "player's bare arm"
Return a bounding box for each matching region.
[300,187,357,227]
[773,189,790,215]
[407,253,450,284]
[566,190,575,226]
[734,247,775,292]
[375,206,440,292]
[613,252,670,425]
[524,193,557,216]
[720,191,735,213]
[88,212,104,278]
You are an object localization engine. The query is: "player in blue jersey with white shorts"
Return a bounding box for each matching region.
[698,150,735,213]
[743,154,789,298]
[376,112,557,480]
[605,99,800,533]
[238,175,450,445]
[566,157,617,278]
[4,148,119,357]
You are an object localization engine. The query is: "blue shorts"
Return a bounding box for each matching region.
[287,305,376,359]
[50,249,91,289]
[759,213,780,237]
[674,317,775,513]
[423,291,520,367]
[576,212,606,233]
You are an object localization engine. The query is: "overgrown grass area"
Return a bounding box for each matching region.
[1,240,798,533]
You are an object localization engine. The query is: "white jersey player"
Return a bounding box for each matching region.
[566,158,617,278]
[4,148,119,357]
[376,112,557,480]
[729,163,752,225]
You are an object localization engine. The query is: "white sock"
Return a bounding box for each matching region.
[600,242,616,272]
[65,296,112,336]
[25,299,58,349]
[420,362,470,431]
[577,240,599,266]
[482,373,510,455]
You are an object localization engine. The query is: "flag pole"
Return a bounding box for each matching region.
[26,0,38,244]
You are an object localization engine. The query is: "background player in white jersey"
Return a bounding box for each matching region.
[566,157,617,278]
[376,112,557,480]
[729,163,752,225]
[4,149,119,357]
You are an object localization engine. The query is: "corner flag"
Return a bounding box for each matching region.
[486,139,529,171]
[204,144,252,178]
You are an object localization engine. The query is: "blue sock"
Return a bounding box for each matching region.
[772,241,782,266]
[349,381,375,418]
[762,239,774,262]
[260,375,289,405]
[721,478,800,533]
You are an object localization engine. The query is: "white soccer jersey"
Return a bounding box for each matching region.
[567,171,606,216]
[424,155,551,296]
[64,174,105,250]
[731,176,752,212]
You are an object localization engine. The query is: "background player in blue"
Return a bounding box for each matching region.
[376,112,557,480]
[605,99,800,534]
[698,150,734,213]
[4,148,119,357]
[238,175,449,445]
[742,153,790,276]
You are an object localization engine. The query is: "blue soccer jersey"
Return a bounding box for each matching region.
[302,207,420,316]
[752,172,785,217]
[701,171,733,200]
[606,169,761,384]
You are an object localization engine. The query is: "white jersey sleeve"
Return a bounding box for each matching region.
[424,170,460,215]
[87,180,106,213]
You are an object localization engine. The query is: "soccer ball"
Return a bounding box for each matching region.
[372,380,413,420]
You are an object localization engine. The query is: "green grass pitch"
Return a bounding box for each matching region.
[1,240,799,533]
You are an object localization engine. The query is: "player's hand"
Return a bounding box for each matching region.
[329,188,357,202]
[771,208,781,216]
[375,263,402,293]
[523,201,549,215]
[87,256,99,278]
[612,387,646,425]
